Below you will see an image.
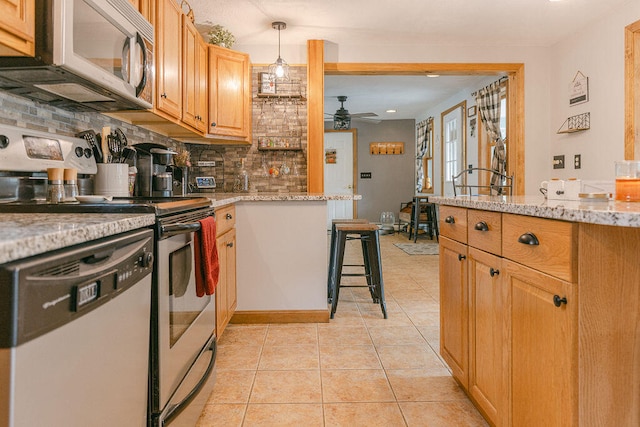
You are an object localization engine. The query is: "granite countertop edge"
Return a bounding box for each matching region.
[0,213,156,265]
[429,195,640,228]
[198,193,362,208]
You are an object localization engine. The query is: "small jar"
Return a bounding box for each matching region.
[47,168,65,204]
[63,168,79,201]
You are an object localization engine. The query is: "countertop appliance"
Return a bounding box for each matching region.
[0,0,153,112]
[0,125,218,426]
[0,228,154,427]
[134,143,178,198]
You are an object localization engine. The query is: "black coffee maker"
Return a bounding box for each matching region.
[134,143,177,197]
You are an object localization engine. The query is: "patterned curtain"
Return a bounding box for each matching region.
[476,81,506,195]
[415,118,432,193]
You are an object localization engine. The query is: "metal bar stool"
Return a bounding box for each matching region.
[329,223,387,319]
[327,218,369,304]
[409,197,439,243]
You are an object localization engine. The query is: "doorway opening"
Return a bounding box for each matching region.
[305,42,525,195]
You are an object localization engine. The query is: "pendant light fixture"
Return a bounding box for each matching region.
[268,21,290,81]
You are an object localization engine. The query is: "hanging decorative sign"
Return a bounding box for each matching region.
[325,149,336,164]
[370,142,404,155]
[569,71,589,106]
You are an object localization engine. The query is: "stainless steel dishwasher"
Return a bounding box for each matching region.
[0,228,154,427]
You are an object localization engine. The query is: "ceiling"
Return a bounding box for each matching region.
[187,0,628,122]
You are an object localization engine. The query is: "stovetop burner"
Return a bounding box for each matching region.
[0,196,212,217]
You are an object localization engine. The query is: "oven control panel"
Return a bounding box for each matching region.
[0,123,97,174]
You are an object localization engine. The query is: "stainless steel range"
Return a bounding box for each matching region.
[0,125,217,426]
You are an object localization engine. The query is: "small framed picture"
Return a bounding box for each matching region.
[467,106,477,117]
[259,72,276,94]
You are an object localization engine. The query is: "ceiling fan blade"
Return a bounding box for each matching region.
[351,112,378,118]
[353,117,382,124]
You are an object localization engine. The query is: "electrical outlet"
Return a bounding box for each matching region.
[553,155,565,169]
[574,154,581,169]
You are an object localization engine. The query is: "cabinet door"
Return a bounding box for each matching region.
[208,45,251,139]
[156,0,182,119]
[468,247,507,426]
[225,228,237,314]
[505,259,577,427]
[0,0,34,56]
[215,232,229,337]
[182,16,207,132]
[439,236,469,389]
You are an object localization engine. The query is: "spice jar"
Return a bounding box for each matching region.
[47,168,65,204]
[64,168,79,201]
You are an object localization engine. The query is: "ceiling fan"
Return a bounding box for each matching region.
[325,96,380,129]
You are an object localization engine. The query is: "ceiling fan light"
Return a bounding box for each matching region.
[334,116,351,130]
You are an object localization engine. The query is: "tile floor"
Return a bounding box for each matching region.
[196,232,488,426]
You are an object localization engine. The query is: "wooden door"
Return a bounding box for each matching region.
[439,236,469,389]
[468,247,507,426]
[156,0,182,119]
[506,259,577,427]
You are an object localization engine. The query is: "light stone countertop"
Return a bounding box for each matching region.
[191,192,362,208]
[0,213,156,264]
[429,195,640,228]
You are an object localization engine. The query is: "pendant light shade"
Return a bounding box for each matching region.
[268,21,290,81]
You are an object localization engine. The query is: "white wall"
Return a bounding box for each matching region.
[548,2,640,184]
[238,1,640,195]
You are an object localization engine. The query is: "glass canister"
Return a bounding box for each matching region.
[615,160,640,202]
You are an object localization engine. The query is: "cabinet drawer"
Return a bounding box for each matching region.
[215,204,236,236]
[502,214,577,282]
[439,206,468,244]
[467,209,502,256]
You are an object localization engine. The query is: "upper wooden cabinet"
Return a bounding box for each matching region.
[208,45,251,141]
[182,16,208,133]
[156,0,183,120]
[0,0,34,56]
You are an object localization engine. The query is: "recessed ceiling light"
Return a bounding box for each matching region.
[426,74,440,78]
[386,109,397,113]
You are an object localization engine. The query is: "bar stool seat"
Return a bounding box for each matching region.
[328,223,387,319]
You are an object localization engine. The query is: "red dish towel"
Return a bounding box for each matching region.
[194,216,219,297]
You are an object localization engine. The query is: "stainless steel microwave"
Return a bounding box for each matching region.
[0,0,153,112]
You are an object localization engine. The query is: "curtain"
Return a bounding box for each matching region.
[476,81,506,195]
[415,118,431,193]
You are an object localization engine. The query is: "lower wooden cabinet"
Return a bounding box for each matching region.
[439,236,468,389]
[506,259,577,427]
[468,247,507,426]
[215,204,237,338]
[440,207,578,427]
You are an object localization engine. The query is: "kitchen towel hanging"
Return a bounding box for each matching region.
[194,216,219,297]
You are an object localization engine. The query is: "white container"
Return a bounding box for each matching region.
[94,163,129,197]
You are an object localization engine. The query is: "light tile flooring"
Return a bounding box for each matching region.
[196,232,488,426]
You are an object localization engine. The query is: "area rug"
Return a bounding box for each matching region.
[394,242,439,255]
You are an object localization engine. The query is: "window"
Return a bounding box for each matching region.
[477,83,508,193]
[441,101,467,196]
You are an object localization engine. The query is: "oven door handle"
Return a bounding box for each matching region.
[160,222,201,239]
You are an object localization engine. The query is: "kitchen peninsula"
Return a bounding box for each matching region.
[430,195,640,427]
[201,192,361,324]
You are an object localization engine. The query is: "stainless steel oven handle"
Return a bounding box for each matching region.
[160,222,201,239]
